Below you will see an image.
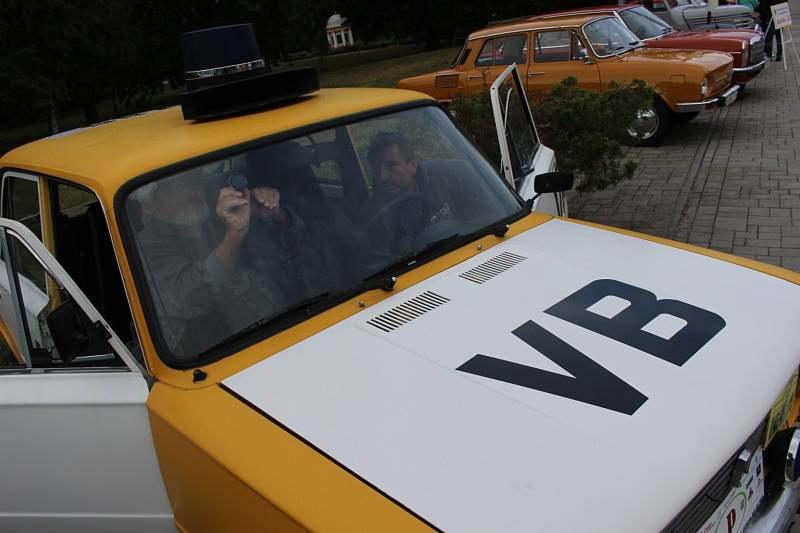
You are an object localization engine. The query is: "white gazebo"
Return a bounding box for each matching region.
[326,13,353,49]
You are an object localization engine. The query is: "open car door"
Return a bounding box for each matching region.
[0,218,173,532]
[489,64,569,216]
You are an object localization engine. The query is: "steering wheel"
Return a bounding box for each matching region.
[363,192,430,255]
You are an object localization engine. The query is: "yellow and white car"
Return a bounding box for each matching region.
[0,25,798,533]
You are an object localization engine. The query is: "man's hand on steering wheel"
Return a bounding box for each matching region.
[363,192,430,255]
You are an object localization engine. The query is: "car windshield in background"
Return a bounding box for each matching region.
[620,7,675,39]
[583,17,643,57]
[123,106,523,364]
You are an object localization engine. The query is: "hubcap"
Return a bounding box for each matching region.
[628,108,659,140]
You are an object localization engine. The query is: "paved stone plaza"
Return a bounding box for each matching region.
[570,16,800,272]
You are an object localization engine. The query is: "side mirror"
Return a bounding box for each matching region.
[579,48,594,64]
[534,171,574,194]
[46,298,114,363]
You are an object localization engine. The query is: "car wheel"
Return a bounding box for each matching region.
[674,111,700,124]
[626,98,672,147]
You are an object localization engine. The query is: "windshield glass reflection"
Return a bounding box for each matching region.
[584,17,643,57]
[124,106,523,363]
[620,7,674,39]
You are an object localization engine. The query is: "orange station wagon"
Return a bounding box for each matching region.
[398,13,739,145]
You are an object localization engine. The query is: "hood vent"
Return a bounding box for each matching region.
[367,291,450,332]
[459,251,526,284]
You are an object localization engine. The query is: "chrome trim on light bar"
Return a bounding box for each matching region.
[185,59,266,80]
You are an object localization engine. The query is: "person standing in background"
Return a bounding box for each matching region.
[760,0,783,61]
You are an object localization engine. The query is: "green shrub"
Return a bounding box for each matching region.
[449,88,502,171]
[450,76,655,193]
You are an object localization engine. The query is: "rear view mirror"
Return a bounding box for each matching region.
[46,297,114,363]
[534,172,574,194]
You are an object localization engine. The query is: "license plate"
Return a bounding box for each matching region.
[723,89,739,107]
[696,447,764,533]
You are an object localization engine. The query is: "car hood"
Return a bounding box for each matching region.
[653,29,757,50]
[679,4,752,17]
[673,28,759,40]
[224,218,800,532]
[622,47,732,72]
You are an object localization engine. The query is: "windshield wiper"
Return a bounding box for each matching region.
[362,233,463,282]
[361,207,530,284]
[198,209,529,357]
[199,291,332,355]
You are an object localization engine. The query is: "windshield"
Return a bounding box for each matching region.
[619,7,674,39]
[450,39,469,67]
[123,106,523,364]
[583,17,643,57]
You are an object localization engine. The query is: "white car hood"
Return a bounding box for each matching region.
[224,219,800,532]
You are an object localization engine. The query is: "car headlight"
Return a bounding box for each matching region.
[741,40,749,66]
[700,77,708,97]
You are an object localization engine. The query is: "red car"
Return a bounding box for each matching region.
[534,4,766,84]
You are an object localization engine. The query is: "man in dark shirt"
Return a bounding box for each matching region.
[242,144,367,302]
[358,131,491,255]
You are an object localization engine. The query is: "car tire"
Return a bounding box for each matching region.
[626,98,672,147]
[673,111,700,124]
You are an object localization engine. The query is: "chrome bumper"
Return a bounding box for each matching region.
[675,84,741,113]
[745,478,800,532]
[733,58,769,75]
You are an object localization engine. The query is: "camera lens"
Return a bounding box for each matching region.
[228,173,248,191]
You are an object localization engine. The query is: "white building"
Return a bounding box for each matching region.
[326,13,353,49]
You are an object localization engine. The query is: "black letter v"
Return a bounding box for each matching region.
[457,320,648,415]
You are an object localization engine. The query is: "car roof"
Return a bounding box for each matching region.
[0,88,431,205]
[530,5,632,19]
[469,13,615,40]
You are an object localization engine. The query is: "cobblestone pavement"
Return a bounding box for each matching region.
[569,20,800,272]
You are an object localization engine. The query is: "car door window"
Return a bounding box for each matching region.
[6,231,126,368]
[0,171,139,369]
[477,35,528,67]
[0,248,24,369]
[490,65,540,187]
[6,175,42,240]
[534,31,572,63]
[476,39,494,67]
[51,181,135,348]
[0,219,140,371]
[3,174,46,292]
[495,34,529,66]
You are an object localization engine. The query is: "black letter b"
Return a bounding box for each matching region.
[545,279,725,366]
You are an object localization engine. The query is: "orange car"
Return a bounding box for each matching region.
[398,13,738,145]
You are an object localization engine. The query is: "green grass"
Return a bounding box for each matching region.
[319,47,458,88]
[0,45,458,154]
[277,44,428,73]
